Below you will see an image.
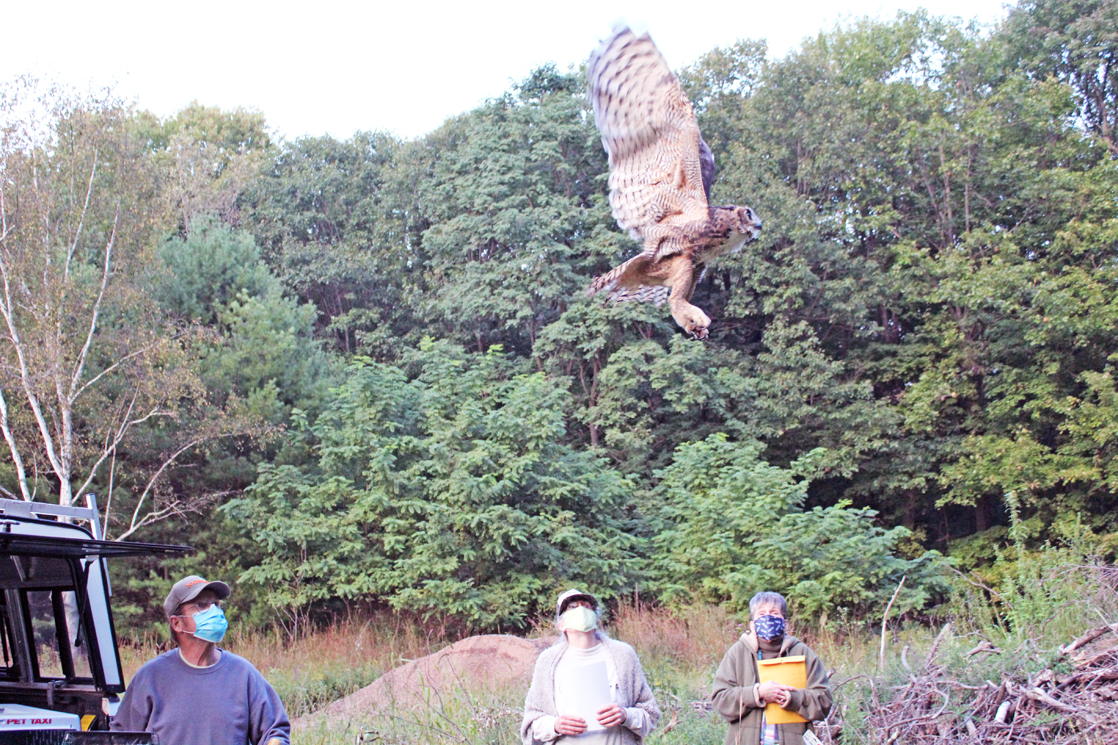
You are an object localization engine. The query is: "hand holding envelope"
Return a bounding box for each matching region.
[757,655,808,724]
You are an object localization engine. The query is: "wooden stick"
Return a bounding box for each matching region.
[1023,686,1078,715]
[1057,624,1114,656]
[879,575,906,671]
[924,622,953,671]
[965,640,1000,658]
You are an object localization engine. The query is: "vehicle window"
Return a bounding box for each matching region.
[0,592,16,680]
[27,590,63,678]
[26,589,92,680]
[61,590,92,679]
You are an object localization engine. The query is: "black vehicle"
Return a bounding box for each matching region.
[0,497,189,742]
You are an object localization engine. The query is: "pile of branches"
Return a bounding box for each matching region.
[820,622,1118,744]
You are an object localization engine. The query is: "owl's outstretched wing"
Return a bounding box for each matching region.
[587,26,710,256]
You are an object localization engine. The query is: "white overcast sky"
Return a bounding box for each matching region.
[2,0,1012,142]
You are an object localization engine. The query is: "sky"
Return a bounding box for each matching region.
[2,0,1012,142]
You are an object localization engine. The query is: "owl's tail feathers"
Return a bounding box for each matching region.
[588,254,645,296]
[587,255,668,306]
[587,270,620,297]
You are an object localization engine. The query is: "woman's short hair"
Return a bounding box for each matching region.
[749,591,788,620]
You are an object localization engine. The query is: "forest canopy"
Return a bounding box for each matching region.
[1,0,1116,635]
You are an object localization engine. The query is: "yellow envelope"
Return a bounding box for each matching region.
[756,655,807,724]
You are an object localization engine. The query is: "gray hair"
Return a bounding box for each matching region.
[749,591,788,620]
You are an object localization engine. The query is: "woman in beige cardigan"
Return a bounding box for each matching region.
[521,589,660,744]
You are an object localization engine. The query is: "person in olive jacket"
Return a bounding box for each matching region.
[712,592,832,745]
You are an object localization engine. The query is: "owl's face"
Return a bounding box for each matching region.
[734,206,763,241]
[701,205,763,260]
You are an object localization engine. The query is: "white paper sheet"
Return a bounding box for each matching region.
[568,660,612,731]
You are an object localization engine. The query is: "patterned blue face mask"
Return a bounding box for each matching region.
[190,604,229,643]
[753,614,786,641]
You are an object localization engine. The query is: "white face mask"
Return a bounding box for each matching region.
[561,605,598,633]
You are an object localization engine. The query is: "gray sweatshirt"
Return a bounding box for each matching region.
[111,649,290,745]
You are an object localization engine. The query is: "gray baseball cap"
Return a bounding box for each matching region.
[163,575,231,618]
[556,588,598,618]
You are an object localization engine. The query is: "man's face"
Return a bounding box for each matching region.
[750,601,784,634]
[171,589,221,638]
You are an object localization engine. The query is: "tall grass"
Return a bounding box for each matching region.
[295,681,526,745]
[609,601,752,743]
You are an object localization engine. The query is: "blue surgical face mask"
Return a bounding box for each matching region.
[190,604,228,643]
[753,614,786,641]
[561,605,598,633]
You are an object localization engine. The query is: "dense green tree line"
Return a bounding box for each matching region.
[1,0,1115,635]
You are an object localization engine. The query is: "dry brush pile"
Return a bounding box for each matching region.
[817,620,1118,744]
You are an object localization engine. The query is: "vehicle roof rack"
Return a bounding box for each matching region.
[0,495,109,540]
[0,533,191,560]
[0,495,192,570]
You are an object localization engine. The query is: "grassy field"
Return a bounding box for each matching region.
[118,552,1117,744]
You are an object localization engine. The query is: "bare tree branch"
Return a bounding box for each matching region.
[69,206,116,398]
[64,150,98,281]
[72,334,173,401]
[121,432,251,540]
[0,386,31,500]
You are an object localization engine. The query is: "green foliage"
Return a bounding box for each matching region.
[140,101,272,228]
[155,213,331,415]
[102,214,335,634]
[157,214,276,324]
[745,503,946,618]
[947,527,1118,649]
[417,65,610,356]
[679,38,767,165]
[0,78,223,514]
[240,131,416,355]
[585,335,754,474]
[650,434,813,605]
[1004,0,1118,153]
[224,341,637,631]
[650,434,944,618]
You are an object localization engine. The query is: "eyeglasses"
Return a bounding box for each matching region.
[180,599,221,614]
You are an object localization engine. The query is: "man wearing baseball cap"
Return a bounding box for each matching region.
[110,575,290,745]
[521,589,660,744]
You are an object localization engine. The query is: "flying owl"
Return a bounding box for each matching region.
[586,26,762,339]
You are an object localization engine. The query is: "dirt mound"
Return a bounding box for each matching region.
[295,634,556,732]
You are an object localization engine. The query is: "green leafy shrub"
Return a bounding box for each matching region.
[225,340,637,632]
[742,502,946,618]
[650,433,946,619]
